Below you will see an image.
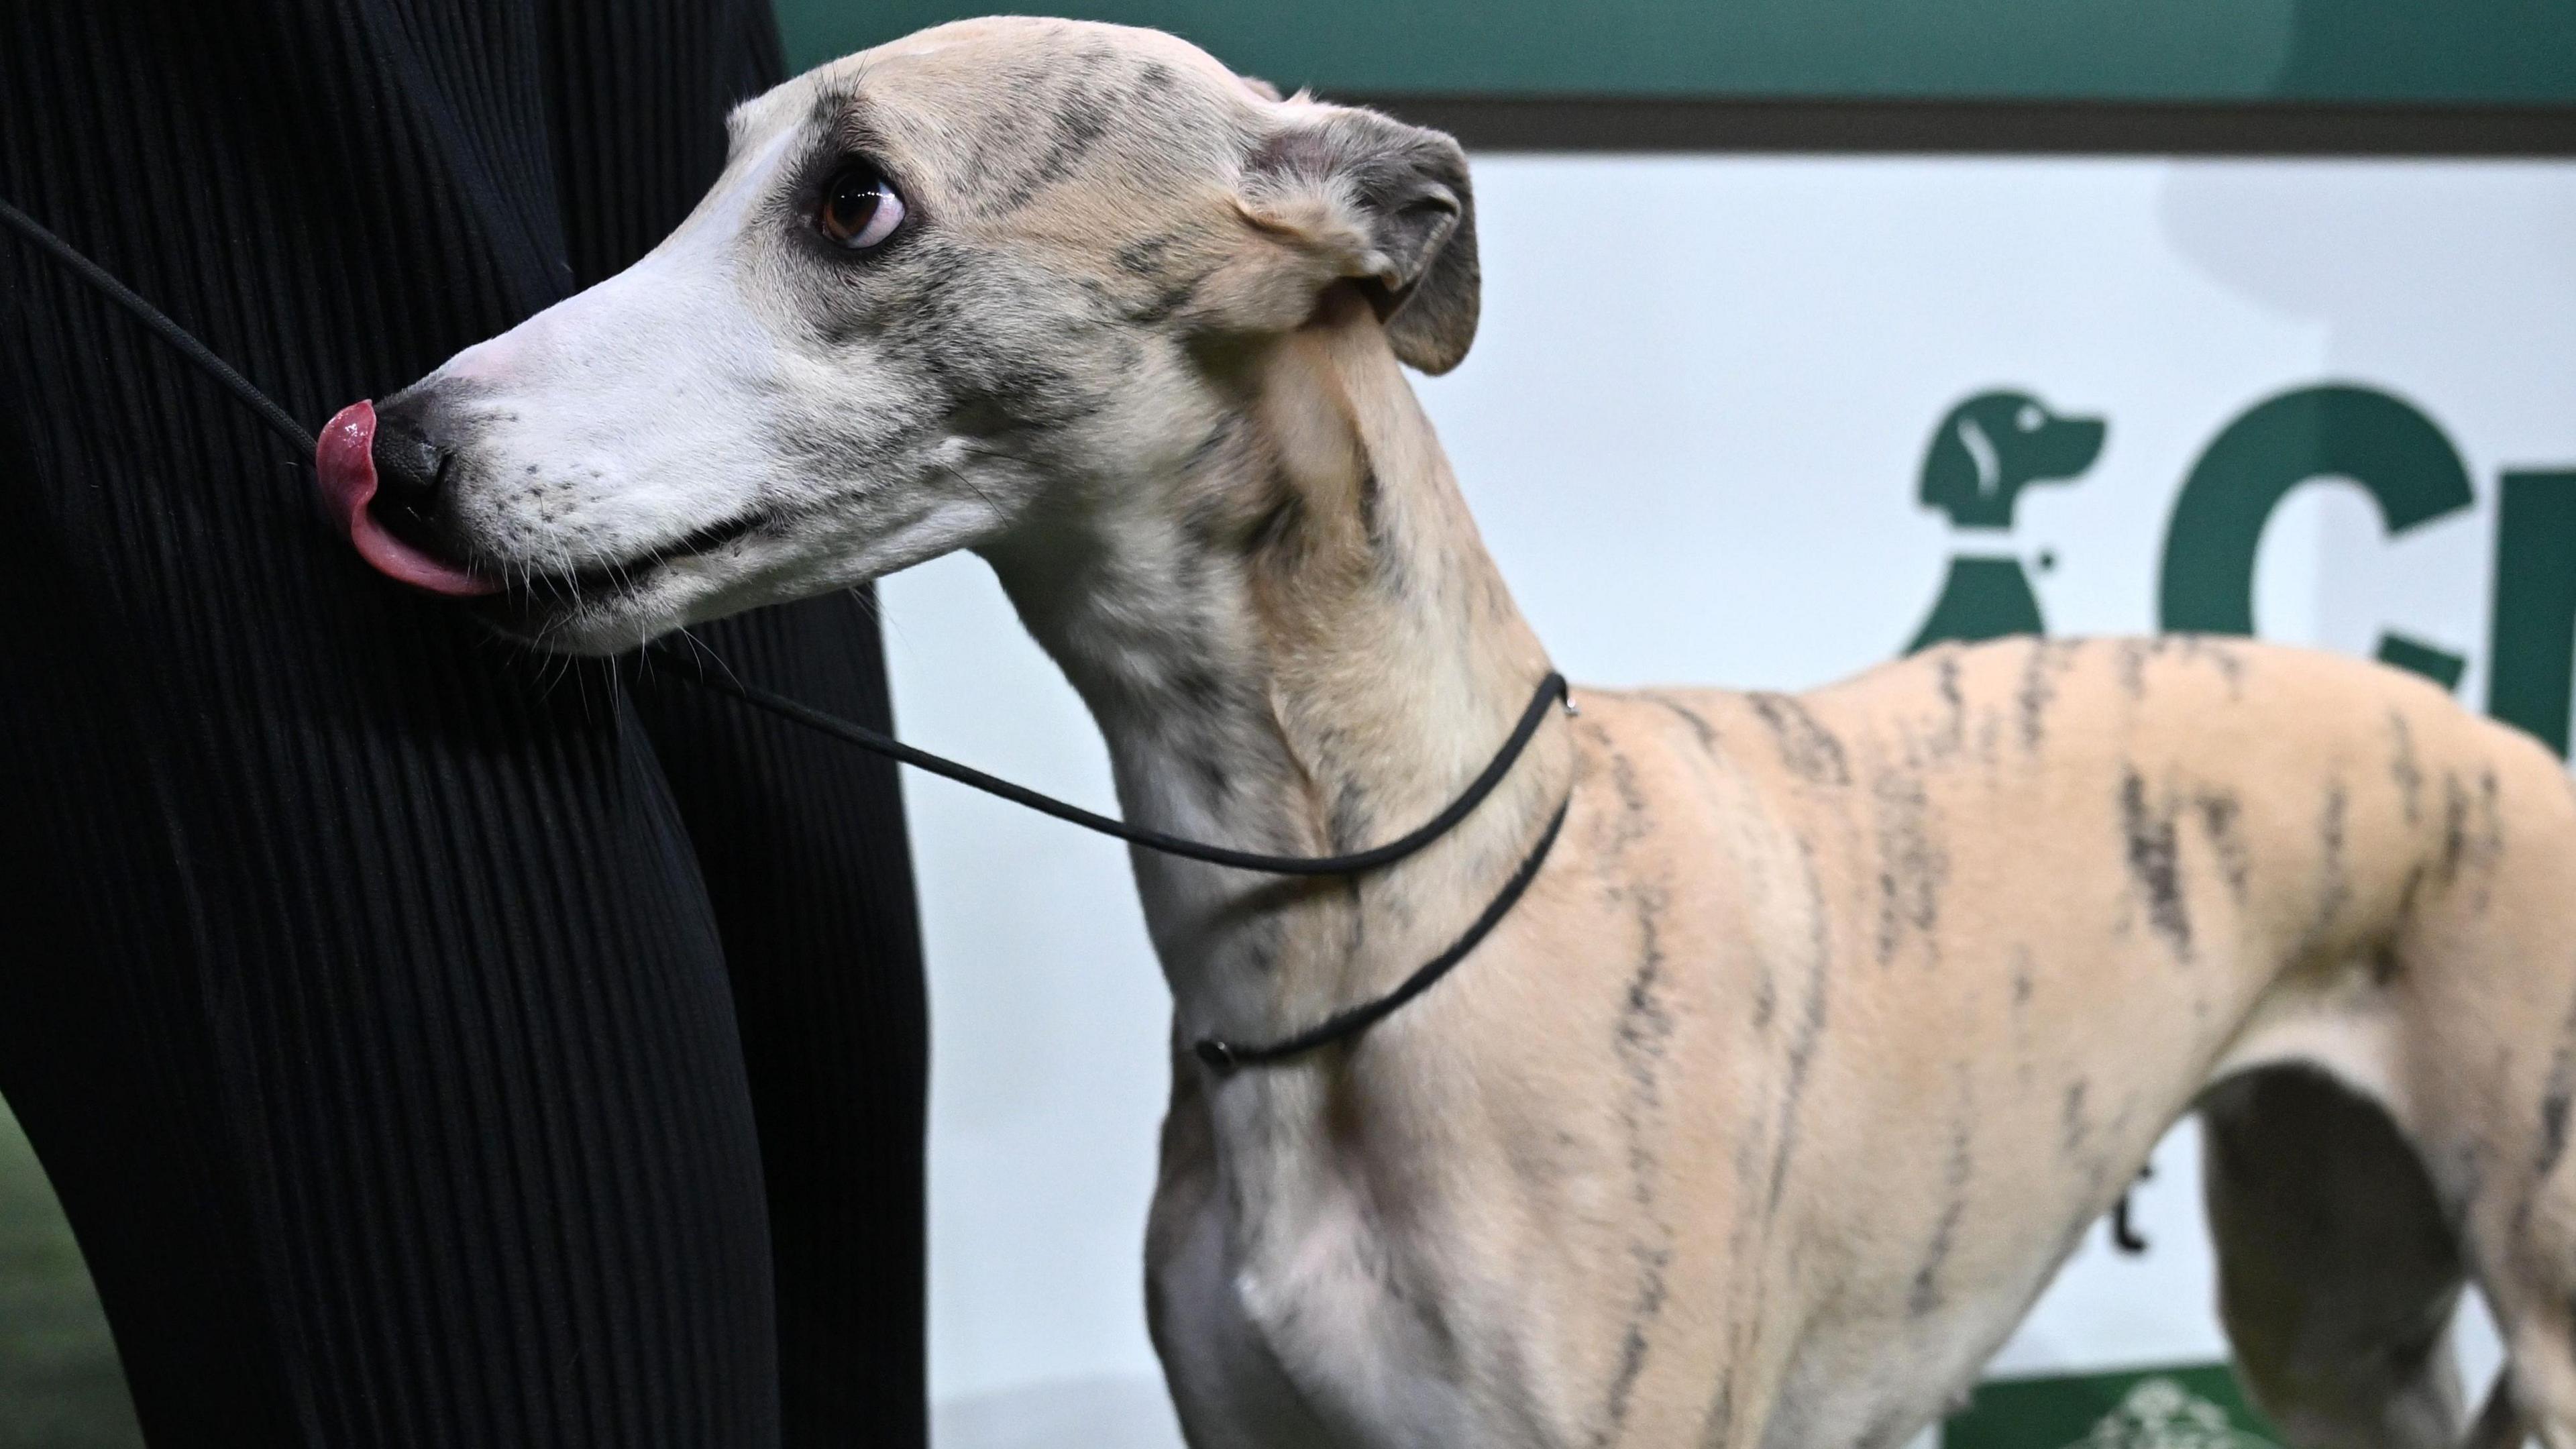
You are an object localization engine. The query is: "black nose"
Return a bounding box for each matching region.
[370,409,453,549]
[372,411,446,508]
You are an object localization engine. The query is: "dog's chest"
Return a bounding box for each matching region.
[1153,1168,1511,1448]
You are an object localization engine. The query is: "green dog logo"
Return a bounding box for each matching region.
[1891,380,2573,760]
[1907,389,2106,652]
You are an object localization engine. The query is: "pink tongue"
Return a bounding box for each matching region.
[316,400,502,598]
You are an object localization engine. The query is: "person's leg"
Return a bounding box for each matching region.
[631,598,932,1448]
[527,3,936,1434]
[0,1,798,1430]
[3,1,926,1439]
[0,394,786,1448]
[0,461,307,1440]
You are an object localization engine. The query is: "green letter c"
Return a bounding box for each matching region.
[2159,384,2475,688]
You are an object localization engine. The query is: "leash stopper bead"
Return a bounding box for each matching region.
[1195,1039,1241,1073]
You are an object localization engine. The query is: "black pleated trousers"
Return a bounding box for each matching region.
[0,3,928,1445]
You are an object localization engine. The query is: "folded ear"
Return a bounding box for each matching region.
[1234,106,1480,374]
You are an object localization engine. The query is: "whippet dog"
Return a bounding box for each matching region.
[324,19,2576,1449]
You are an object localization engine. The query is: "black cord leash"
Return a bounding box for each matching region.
[1195,798,1568,1071]
[5,193,1575,1072]
[659,649,1575,1069]
[649,651,1571,1067]
[1,200,317,458]
[655,641,1567,876]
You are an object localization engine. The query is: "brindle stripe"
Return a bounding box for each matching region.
[1764,837,1832,1221]
[1932,651,1967,757]
[1747,692,1850,787]
[2304,781,2353,957]
[2061,1078,2092,1159]
[2118,767,2192,961]
[1872,766,1947,967]
[2116,639,2151,700]
[2195,790,2251,905]
[1601,881,1678,1447]
[2536,984,2576,1180]
[2440,771,2474,882]
[1909,1097,1976,1316]
[2016,637,2081,753]
[1648,694,1720,753]
[2387,708,2426,825]
[1595,1242,1674,1446]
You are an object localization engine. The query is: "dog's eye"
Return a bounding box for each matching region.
[819,164,904,250]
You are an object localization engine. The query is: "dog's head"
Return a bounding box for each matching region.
[339,17,1479,652]
[1918,390,2106,530]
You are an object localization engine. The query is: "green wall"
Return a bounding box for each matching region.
[776,1,2576,105]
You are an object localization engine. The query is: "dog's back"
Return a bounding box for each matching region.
[1544,634,2576,1449]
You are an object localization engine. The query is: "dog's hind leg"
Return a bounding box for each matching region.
[2413,739,2576,1449]
[2202,1066,2468,1449]
[2471,1159,2576,1449]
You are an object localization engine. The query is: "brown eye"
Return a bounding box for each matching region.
[819,164,904,250]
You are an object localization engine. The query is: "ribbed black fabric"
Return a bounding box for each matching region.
[0,3,927,1446]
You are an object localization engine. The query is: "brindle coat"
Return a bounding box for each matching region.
[366,19,2576,1449]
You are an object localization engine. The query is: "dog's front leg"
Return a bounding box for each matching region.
[1146,1064,1340,1448]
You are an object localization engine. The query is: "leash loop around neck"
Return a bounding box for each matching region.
[655,641,1569,877]
[665,650,1581,1072]
[1193,796,1569,1071]
[5,191,1578,1073]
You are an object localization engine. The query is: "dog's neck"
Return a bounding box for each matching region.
[978,297,1568,1052]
